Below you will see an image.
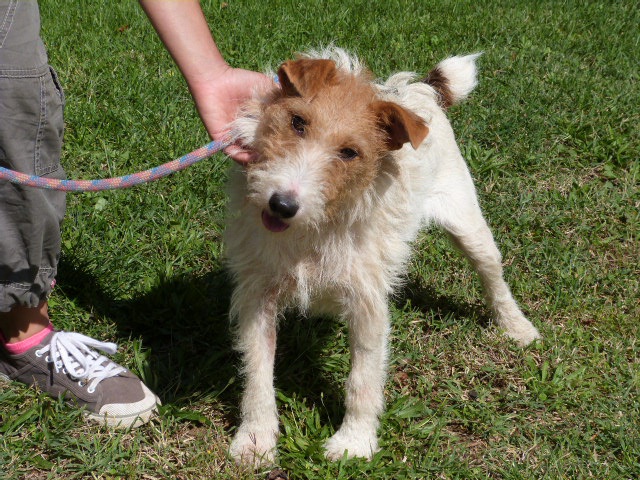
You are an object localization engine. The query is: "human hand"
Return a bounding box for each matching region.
[190,67,274,164]
[139,0,275,164]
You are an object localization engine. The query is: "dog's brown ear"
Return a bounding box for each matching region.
[373,101,429,150]
[277,59,338,98]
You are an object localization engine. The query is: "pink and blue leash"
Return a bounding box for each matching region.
[0,140,227,192]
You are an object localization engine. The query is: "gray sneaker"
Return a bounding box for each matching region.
[0,330,160,428]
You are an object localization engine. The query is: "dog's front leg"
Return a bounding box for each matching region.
[229,293,279,467]
[325,293,389,461]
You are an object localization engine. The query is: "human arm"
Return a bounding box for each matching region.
[139,0,272,163]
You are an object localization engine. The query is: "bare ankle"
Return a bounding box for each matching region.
[0,301,51,343]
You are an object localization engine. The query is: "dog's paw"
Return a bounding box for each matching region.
[494,307,542,347]
[229,425,278,468]
[324,426,379,461]
[503,321,542,347]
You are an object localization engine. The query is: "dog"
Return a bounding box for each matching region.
[223,47,541,466]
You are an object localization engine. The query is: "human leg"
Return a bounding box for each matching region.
[0,0,160,427]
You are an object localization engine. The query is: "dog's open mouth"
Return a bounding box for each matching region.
[261,210,290,232]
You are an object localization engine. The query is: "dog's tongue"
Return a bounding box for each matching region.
[262,210,290,232]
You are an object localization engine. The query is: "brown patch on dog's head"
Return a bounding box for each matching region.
[277,59,339,98]
[247,57,430,226]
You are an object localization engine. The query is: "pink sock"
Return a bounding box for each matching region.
[2,323,54,355]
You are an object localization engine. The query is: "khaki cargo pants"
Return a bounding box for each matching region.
[0,0,66,312]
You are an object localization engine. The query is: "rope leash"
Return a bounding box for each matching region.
[0,140,227,192]
[1,74,281,192]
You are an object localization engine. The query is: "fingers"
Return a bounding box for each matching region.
[224,143,260,165]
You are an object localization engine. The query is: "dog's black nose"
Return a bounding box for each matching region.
[269,192,299,219]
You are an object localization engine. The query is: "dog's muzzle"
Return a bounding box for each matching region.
[261,192,299,233]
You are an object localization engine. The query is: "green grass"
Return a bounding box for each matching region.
[1,0,638,478]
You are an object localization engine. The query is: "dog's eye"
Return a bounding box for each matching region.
[338,148,359,161]
[291,115,307,135]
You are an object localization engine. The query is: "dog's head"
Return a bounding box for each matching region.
[233,56,428,233]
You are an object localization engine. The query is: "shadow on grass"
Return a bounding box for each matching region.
[56,259,347,427]
[395,277,490,332]
[56,260,489,428]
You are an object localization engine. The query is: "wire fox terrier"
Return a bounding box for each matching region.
[224,48,541,465]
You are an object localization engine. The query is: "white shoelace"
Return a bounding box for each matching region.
[35,331,126,393]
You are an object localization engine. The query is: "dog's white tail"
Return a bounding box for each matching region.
[424,53,482,108]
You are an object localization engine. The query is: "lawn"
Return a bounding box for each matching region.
[1,0,638,478]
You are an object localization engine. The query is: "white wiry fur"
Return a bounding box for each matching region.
[225,47,541,467]
[434,53,482,104]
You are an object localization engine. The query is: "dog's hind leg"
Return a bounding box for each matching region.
[229,293,280,467]
[324,290,389,461]
[430,195,541,346]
